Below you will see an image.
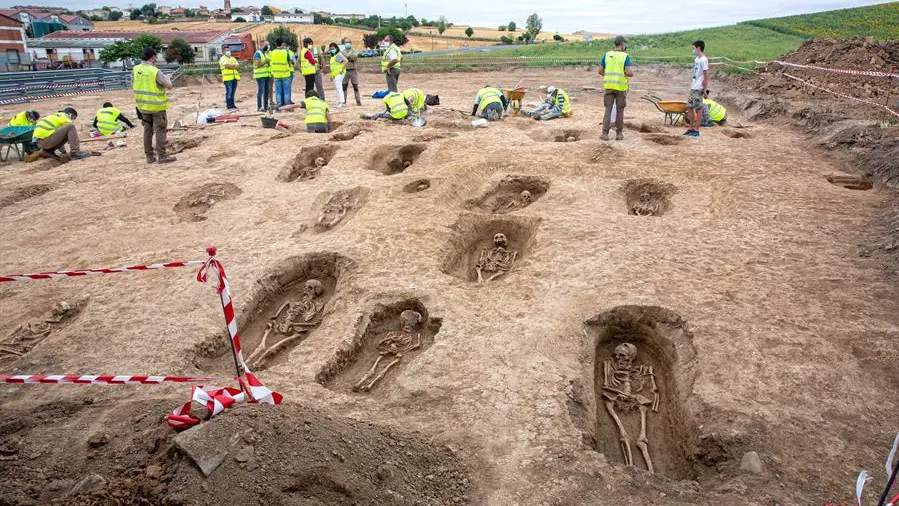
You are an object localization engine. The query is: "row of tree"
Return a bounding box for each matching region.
[98,33,196,65]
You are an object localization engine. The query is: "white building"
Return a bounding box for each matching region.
[231,11,262,22]
[272,12,313,23]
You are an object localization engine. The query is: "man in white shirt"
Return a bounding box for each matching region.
[684,39,709,137]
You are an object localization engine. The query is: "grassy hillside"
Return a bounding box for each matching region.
[741,1,899,39]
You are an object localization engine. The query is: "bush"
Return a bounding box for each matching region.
[165,38,195,63]
[464,27,474,38]
[107,10,122,20]
[553,34,563,41]
[508,21,516,32]
[500,35,513,45]
[265,24,298,49]
[362,33,378,49]
[233,16,246,22]
[129,8,141,20]
[376,26,408,46]
[498,25,506,31]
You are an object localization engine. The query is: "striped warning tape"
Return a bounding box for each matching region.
[0,260,207,283]
[773,60,898,79]
[782,72,899,118]
[0,87,125,105]
[1,375,214,385]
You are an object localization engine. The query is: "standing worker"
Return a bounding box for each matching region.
[684,40,709,137]
[8,110,39,127]
[341,37,362,106]
[471,85,507,121]
[92,102,134,136]
[300,38,318,99]
[328,42,347,108]
[253,41,271,112]
[270,39,291,109]
[599,35,634,141]
[27,108,90,161]
[219,46,240,110]
[381,35,401,92]
[133,47,175,164]
[300,90,331,133]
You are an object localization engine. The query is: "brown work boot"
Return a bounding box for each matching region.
[157,156,177,164]
[25,150,44,162]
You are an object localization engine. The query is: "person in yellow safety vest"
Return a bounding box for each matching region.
[599,35,634,141]
[300,90,331,133]
[269,39,291,109]
[403,88,426,116]
[525,86,572,121]
[254,40,272,112]
[133,47,176,164]
[286,46,296,105]
[380,35,402,92]
[9,110,39,127]
[328,42,347,108]
[26,107,91,162]
[701,89,728,126]
[219,46,240,110]
[361,91,409,121]
[92,102,134,137]
[471,85,507,121]
[300,38,318,99]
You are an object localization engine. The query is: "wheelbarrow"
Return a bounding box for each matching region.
[502,88,527,116]
[641,93,688,125]
[0,126,37,162]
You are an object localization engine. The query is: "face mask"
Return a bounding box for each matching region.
[225,51,232,57]
[306,44,312,49]
[344,43,351,49]
[691,48,697,56]
[330,49,337,55]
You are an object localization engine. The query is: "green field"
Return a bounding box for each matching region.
[742,1,899,39]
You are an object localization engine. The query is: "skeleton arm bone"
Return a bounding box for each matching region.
[648,366,659,412]
[271,302,291,320]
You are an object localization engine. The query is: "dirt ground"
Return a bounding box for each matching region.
[1,64,898,506]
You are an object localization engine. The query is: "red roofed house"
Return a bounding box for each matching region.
[0,13,28,71]
[57,14,94,31]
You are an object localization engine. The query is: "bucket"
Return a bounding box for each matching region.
[261,117,279,129]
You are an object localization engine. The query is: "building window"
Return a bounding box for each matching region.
[6,49,20,64]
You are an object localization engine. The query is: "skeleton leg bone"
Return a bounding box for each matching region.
[636,405,654,474]
[605,400,634,467]
[246,324,275,365]
[250,331,307,368]
[354,355,384,391]
[363,356,401,391]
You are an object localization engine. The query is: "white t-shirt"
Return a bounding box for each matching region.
[692,55,709,90]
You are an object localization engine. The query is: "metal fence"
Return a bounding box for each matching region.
[0,67,176,105]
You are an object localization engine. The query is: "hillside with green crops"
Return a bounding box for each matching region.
[741,1,899,39]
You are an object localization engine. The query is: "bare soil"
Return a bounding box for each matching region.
[1,63,898,506]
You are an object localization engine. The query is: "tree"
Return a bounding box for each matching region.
[107,10,122,20]
[500,35,513,45]
[507,21,516,32]
[261,5,273,16]
[498,25,506,31]
[375,26,407,46]
[90,14,103,21]
[525,13,542,40]
[362,32,378,49]
[231,7,243,12]
[233,16,246,22]
[405,15,419,27]
[129,8,141,20]
[165,38,195,63]
[465,27,473,38]
[265,24,298,49]
[553,33,562,41]
[132,33,162,55]
[140,3,158,19]
[99,40,134,65]
[183,8,194,17]
[437,20,447,34]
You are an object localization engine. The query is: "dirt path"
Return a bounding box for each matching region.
[0,67,897,505]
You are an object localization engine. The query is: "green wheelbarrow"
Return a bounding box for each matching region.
[0,126,37,162]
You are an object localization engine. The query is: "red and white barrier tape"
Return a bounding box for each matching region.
[782,72,899,118]
[167,384,244,430]
[1,374,213,385]
[0,260,206,283]
[773,60,898,79]
[0,87,116,105]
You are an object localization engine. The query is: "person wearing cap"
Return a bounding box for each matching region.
[341,37,362,106]
[361,91,410,121]
[133,47,176,164]
[27,107,90,161]
[9,110,39,127]
[219,46,240,110]
[701,89,728,127]
[525,86,572,121]
[471,85,507,121]
[92,102,134,137]
[599,35,634,141]
[254,40,272,112]
[300,90,331,133]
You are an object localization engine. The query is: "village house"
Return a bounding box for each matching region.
[272,12,313,23]
[0,13,28,71]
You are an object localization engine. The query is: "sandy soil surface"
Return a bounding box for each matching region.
[1,66,897,505]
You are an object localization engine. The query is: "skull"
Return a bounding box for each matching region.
[400,310,423,332]
[314,156,326,168]
[612,343,637,370]
[493,233,508,248]
[304,279,323,297]
[520,190,532,203]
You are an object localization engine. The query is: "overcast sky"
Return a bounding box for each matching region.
[0,0,891,33]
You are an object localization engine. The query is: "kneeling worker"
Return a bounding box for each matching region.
[702,90,727,127]
[362,91,409,121]
[471,85,507,121]
[525,86,572,121]
[300,90,331,133]
[27,108,90,161]
[402,88,440,117]
[9,110,39,127]
[93,102,135,136]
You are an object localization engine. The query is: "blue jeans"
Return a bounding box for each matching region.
[224,79,237,109]
[256,77,270,110]
[286,74,294,104]
[274,78,289,108]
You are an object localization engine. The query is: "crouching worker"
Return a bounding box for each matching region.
[361,90,409,121]
[9,110,39,127]
[402,88,440,117]
[525,86,572,121]
[701,90,727,127]
[92,102,134,136]
[26,107,91,162]
[471,85,507,121]
[301,90,331,133]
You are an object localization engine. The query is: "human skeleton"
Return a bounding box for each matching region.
[476,233,518,283]
[502,190,532,211]
[631,192,660,216]
[297,156,328,181]
[0,301,79,365]
[246,279,324,368]
[601,343,660,474]
[317,191,351,229]
[354,310,422,392]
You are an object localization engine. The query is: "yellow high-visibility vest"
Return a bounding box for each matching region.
[132,63,169,113]
[552,88,572,115]
[219,55,240,82]
[8,111,35,127]
[383,92,408,119]
[703,98,727,122]
[329,53,345,78]
[300,48,315,76]
[380,44,402,72]
[303,96,328,124]
[269,48,290,79]
[477,87,502,110]
[95,106,123,136]
[603,50,629,91]
[403,88,425,114]
[253,49,270,79]
[32,112,70,140]
[287,49,295,75]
